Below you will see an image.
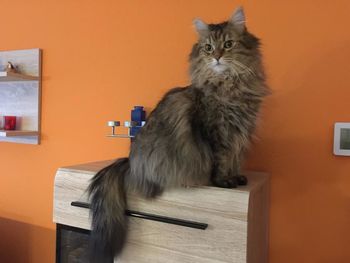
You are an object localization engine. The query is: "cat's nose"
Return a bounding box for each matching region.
[213,50,223,61]
[214,54,221,61]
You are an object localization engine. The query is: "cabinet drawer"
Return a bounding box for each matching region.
[126,210,246,262]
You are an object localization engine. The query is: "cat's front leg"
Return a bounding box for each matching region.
[230,156,248,186]
[211,151,248,188]
[211,150,240,188]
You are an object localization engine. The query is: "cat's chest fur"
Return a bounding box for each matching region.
[194,82,260,141]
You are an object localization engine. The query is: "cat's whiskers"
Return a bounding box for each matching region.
[222,57,254,77]
[228,65,241,82]
[232,60,255,77]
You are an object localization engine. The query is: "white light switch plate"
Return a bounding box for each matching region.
[334,122,350,156]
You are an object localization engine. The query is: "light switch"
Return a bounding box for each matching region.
[334,123,350,156]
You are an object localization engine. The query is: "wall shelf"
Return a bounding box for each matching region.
[0,130,39,137]
[0,48,42,145]
[0,71,39,82]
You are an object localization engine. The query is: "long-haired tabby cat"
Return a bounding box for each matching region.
[88,7,269,262]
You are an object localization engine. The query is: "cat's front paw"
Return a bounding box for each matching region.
[237,175,248,186]
[212,176,238,188]
[211,175,248,188]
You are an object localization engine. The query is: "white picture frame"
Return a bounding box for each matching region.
[334,122,350,156]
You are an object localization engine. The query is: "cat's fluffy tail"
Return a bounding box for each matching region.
[88,158,129,263]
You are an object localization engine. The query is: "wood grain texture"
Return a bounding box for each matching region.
[0,49,41,144]
[0,130,39,137]
[247,176,269,263]
[115,242,230,263]
[0,71,39,81]
[53,160,269,263]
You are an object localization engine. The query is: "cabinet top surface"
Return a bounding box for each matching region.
[58,160,269,194]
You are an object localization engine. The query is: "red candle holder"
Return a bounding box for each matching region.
[4,116,16,130]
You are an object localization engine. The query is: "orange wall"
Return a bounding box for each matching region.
[0,0,350,262]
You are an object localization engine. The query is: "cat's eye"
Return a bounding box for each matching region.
[204,44,213,53]
[224,40,234,49]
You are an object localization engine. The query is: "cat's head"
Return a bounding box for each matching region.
[189,7,261,85]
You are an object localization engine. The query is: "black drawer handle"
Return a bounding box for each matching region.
[71,201,208,230]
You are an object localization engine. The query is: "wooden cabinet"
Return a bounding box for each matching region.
[0,49,42,144]
[53,160,269,263]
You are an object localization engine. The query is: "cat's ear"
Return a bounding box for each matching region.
[193,18,209,36]
[229,6,246,32]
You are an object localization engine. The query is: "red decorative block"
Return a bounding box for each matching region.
[4,116,16,130]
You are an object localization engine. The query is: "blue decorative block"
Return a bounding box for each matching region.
[130,106,146,137]
[131,106,146,125]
